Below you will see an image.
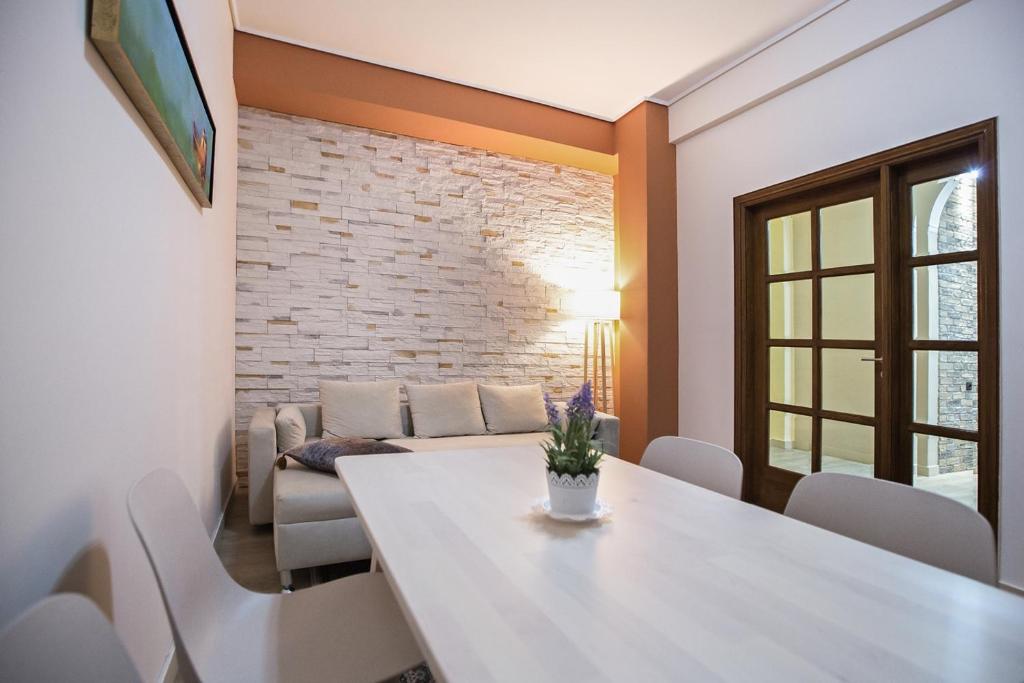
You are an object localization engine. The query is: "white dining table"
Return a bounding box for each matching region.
[336,446,1024,682]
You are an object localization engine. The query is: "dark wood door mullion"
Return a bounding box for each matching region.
[976,126,999,528]
[910,422,980,442]
[879,165,901,484]
[767,263,875,283]
[908,250,979,268]
[767,339,874,349]
[810,206,822,473]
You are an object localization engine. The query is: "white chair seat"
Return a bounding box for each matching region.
[129,469,424,683]
[188,572,422,682]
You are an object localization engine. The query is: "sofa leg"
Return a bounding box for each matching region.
[280,570,294,593]
[369,552,379,574]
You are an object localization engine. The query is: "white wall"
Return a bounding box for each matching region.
[0,0,237,678]
[672,0,1023,586]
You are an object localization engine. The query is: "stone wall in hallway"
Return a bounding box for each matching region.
[234,107,614,479]
[936,174,979,472]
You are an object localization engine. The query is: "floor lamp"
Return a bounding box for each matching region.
[576,290,620,414]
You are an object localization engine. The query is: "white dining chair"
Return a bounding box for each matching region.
[127,469,424,683]
[640,436,744,499]
[0,593,142,683]
[785,472,996,584]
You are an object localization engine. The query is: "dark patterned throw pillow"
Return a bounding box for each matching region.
[280,437,412,473]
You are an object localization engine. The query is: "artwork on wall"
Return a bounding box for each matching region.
[90,0,216,207]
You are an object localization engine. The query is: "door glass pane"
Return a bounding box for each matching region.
[913,262,977,341]
[912,351,978,431]
[769,280,812,339]
[820,197,874,268]
[767,211,812,274]
[913,433,978,509]
[821,420,874,476]
[822,348,875,417]
[769,410,811,474]
[911,171,978,257]
[770,347,812,407]
[822,274,874,340]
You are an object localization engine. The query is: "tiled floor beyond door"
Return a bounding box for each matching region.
[214,485,369,593]
[769,447,978,509]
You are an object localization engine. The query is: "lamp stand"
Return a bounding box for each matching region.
[582,320,615,414]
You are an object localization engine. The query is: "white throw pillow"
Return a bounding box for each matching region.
[406,382,486,438]
[477,384,548,434]
[275,404,307,452]
[319,380,404,439]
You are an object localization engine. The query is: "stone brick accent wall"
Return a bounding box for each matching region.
[234,107,614,479]
[935,175,978,472]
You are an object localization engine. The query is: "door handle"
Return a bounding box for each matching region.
[860,357,883,362]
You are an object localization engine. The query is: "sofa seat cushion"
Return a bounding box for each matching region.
[274,463,356,525]
[384,431,551,452]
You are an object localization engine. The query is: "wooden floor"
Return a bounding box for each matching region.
[214,484,369,593]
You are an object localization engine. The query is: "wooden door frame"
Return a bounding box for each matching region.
[734,119,999,529]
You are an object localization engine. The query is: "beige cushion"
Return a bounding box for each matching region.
[385,431,551,452]
[319,380,404,439]
[275,405,307,452]
[405,382,486,437]
[476,384,548,434]
[274,463,356,524]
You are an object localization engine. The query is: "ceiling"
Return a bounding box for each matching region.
[231,0,834,121]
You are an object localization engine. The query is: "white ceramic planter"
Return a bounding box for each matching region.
[546,470,599,517]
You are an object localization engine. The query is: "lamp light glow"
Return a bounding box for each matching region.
[569,290,620,320]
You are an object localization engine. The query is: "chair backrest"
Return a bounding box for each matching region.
[0,593,142,682]
[127,469,249,679]
[640,436,743,499]
[785,472,996,584]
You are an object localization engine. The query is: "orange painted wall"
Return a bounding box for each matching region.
[614,103,679,462]
[233,33,677,460]
[234,32,616,174]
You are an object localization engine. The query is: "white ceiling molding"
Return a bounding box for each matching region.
[651,0,849,107]
[667,0,969,143]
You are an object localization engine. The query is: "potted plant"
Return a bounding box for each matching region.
[542,382,604,516]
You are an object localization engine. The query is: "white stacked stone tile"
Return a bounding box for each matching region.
[235,107,614,477]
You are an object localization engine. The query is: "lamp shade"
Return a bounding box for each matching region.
[569,290,620,320]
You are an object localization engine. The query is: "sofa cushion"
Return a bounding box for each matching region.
[274,463,358,525]
[477,384,548,434]
[405,382,486,437]
[385,431,552,452]
[320,380,404,439]
[275,405,307,452]
[282,437,412,473]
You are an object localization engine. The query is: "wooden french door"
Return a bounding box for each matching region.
[734,120,999,529]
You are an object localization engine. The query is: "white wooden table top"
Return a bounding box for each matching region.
[336,447,1024,682]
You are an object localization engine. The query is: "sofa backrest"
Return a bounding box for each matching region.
[279,403,414,438]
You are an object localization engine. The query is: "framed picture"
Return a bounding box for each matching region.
[90,0,216,207]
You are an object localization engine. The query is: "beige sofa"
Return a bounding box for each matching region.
[248,401,619,588]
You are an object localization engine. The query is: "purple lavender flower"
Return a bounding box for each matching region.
[543,392,561,427]
[566,381,595,422]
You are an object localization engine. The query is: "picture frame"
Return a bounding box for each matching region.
[90,0,216,207]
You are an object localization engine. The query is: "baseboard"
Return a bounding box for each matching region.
[157,645,179,683]
[1000,581,1024,598]
[212,476,237,542]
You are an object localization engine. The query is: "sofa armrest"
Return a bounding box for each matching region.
[593,411,620,458]
[247,407,278,525]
